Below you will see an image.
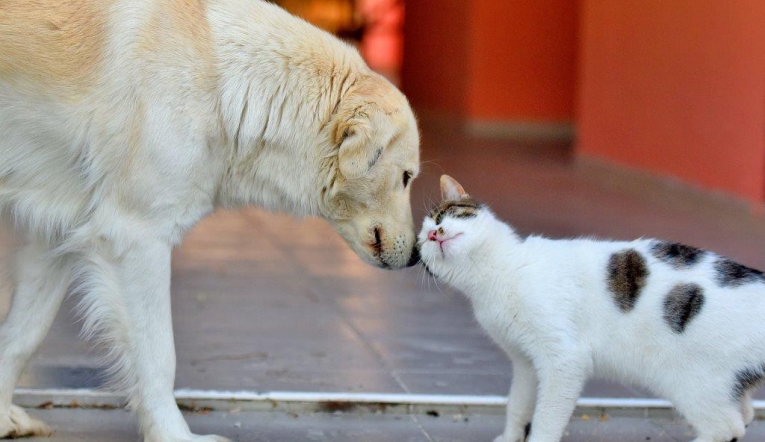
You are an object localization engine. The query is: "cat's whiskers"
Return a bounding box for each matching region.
[419,159,445,172]
[415,249,431,290]
[424,253,434,291]
[423,194,438,214]
[427,252,447,296]
[417,257,429,288]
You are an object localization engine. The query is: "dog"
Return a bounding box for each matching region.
[0,0,420,440]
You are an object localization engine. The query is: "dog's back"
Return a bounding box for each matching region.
[0,0,107,97]
[0,0,224,243]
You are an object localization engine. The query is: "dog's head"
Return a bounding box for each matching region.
[321,73,420,270]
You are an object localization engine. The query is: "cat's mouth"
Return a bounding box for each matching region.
[432,232,463,254]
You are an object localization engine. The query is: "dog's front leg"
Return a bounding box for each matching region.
[82,238,229,442]
[0,241,71,438]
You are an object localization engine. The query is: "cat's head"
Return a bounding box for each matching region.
[417,175,494,279]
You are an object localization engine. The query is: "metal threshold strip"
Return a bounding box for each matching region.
[13,388,765,419]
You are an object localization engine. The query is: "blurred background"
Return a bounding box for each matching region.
[276,0,765,207]
[4,2,765,439]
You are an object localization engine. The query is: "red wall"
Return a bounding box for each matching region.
[401,0,471,116]
[467,0,579,121]
[578,0,765,202]
[402,0,578,122]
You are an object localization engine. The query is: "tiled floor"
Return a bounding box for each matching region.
[3,123,765,440]
[0,206,648,398]
[15,409,765,442]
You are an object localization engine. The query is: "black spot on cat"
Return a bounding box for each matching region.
[733,364,765,399]
[524,422,532,439]
[650,241,705,268]
[730,438,738,442]
[430,199,483,224]
[663,283,704,333]
[714,259,765,288]
[607,249,649,313]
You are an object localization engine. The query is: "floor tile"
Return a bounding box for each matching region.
[654,416,765,442]
[21,409,431,442]
[396,372,511,396]
[419,413,682,442]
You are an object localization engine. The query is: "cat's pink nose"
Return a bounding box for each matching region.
[428,230,438,241]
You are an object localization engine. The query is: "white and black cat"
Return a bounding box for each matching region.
[418,175,765,442]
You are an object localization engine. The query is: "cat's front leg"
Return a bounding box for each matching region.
[494,354,537,442]
[526,353,588,442]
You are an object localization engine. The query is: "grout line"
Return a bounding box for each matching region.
[646,418,685,442]
[239,211,412,393]
[15,388,765,410]
[306,285,414,392]
[387,371,413,395]
[410,414,437,442]
[390,369,510,376]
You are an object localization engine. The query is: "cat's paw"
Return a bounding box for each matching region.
[492,433,524,442]
[0,405,52,439]
[493,435,517,442]
[493,423,531,442]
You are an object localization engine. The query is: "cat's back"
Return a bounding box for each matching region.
[542,236,765,382]
[515,235,765,345]
[497,235,655,321]
[520,234,765,295]
[516,235,654,289]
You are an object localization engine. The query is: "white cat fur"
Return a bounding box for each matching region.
[418,175,764,442]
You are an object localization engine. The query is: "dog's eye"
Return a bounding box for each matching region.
[403,171,412,187]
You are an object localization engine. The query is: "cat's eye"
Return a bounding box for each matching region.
[403,171,412,188]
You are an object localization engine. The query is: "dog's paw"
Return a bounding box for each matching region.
[0,405,52,439]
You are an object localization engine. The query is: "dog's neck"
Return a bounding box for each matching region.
[208,0,368,218]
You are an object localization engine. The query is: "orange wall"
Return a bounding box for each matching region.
[578,0,765,202]
[401,0,471,116]
[467,0,579,121]
[402,0,578,122]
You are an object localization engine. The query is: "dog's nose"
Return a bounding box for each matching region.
[406,246,420,267]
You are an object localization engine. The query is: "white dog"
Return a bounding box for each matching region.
[0,0,420,440]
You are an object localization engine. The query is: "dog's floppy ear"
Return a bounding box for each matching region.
[335,110,384,179]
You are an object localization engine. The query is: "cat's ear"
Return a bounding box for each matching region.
[440,175,470,201]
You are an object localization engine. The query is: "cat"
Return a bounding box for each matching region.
[417,174,765,442]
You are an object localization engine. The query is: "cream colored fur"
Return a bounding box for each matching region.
[0,0,420,440]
